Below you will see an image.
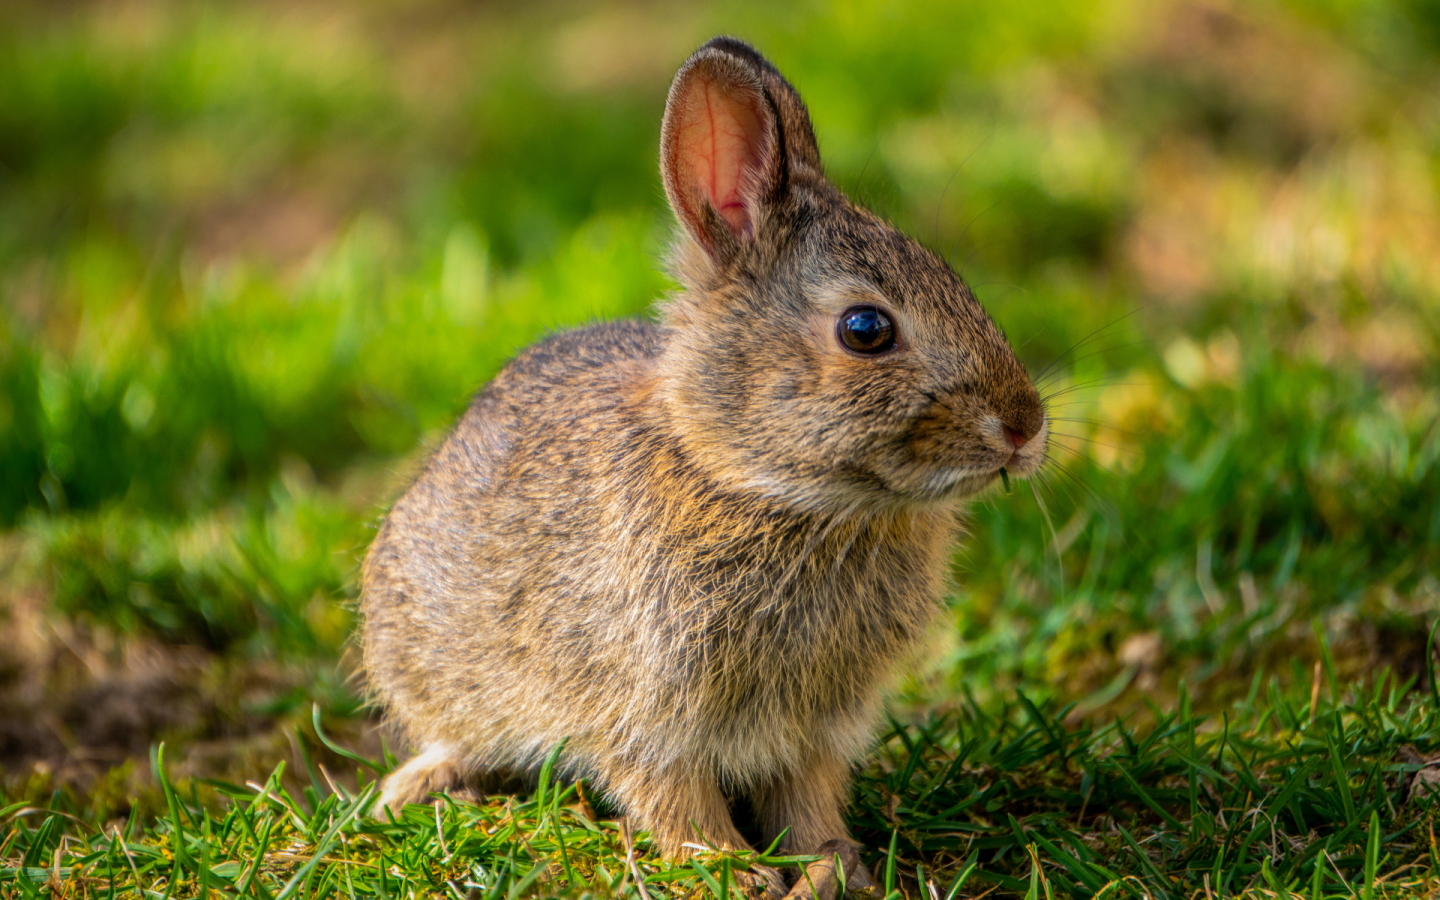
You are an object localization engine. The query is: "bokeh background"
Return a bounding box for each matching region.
[1,0,1437,811]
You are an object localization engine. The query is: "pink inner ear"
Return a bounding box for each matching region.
[675,76,766,237]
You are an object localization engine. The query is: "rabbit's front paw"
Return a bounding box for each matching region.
[376,744,466,817]
[781,840,877,900]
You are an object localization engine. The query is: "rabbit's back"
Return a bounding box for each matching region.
[360,320,666,766]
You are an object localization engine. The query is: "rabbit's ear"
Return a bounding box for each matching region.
[661,37,821,261]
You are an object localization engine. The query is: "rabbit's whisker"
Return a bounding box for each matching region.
[1048,431,1133,456]
[1040,380,1140,403]
[1033,340,1152,390]
[1030,305,1150,387]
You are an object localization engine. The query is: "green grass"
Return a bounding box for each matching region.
[1,0,1439,896]
[5,681,1438,898]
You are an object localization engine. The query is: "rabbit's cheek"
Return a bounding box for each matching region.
[905,393,999,457]
[907,424,991,471]
[854,424,993,501]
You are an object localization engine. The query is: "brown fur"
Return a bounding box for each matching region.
[360,35,1047,880]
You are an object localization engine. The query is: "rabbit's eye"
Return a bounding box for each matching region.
[838,306,896,354]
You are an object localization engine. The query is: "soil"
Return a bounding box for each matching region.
[0,592,385,818]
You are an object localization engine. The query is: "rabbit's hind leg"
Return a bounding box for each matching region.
[377,743,470,816]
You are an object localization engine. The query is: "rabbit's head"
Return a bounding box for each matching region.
[657,37,1047,511]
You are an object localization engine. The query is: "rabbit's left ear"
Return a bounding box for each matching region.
[660,37,821,261]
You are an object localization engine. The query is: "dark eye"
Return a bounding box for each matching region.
[837,306,896,354]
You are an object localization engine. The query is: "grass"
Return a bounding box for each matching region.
[4,678,1438,898]
[1,0,1439,896]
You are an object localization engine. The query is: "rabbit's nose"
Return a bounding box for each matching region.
[1003,426,1029,449]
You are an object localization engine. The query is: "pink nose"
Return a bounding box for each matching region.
[1004,426,1029,449]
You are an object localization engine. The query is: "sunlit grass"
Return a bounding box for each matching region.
[5,673,1438,898]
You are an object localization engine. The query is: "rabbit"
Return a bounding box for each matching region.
[360,35,1048,898]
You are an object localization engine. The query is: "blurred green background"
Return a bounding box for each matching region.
[1,0,1437,803]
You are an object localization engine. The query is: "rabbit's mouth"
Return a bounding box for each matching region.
[920,467,1013,501]
[1002,440,1048,479]
[925,447,1047,501]
[988,413,1049,481]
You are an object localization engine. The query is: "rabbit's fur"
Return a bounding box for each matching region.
[361,35,1047,875]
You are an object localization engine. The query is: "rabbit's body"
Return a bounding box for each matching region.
[364,319,951,849]
[362,36,1049,888]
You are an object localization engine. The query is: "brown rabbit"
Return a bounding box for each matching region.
[361,36,1047,897]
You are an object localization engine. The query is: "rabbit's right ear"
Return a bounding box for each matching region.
[661,37,821,263]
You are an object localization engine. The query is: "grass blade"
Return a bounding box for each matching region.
[1362,810,1380,900]
[311,705,384,775]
